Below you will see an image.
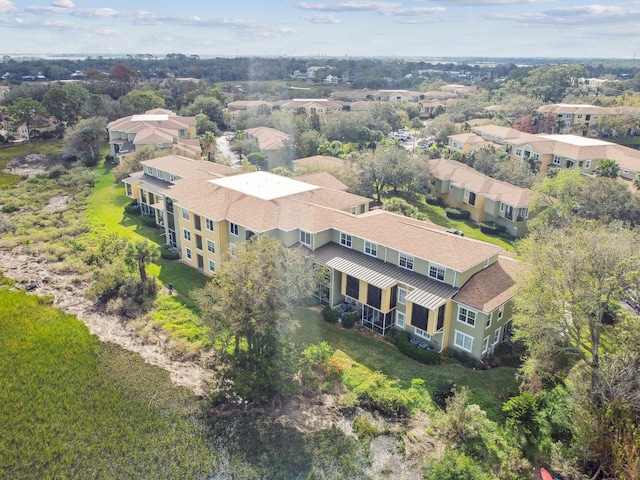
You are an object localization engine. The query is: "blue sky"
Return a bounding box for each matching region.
[1,0,639,58]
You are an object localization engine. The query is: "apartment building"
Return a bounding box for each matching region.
[123,157,518,360]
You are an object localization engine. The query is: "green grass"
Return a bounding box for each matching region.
[411,197,516,252]
[87,161,207,307]
[0,140,63,187]
[0,289,219,479]
[290,309,519,420]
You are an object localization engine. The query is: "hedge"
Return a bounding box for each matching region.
[425,194,444,206]
[397,334,441,365]
[160,245,180,260]
[341,313,355,329]
[445,208,470,220]
[479,221,506,235]
[322,306,339,324]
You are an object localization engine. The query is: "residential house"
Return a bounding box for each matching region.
[293,155,346,174]
[225,100,273,128]
[450,124,640,181]
[273,99,345,116]
[537,103,640,136]
[244,126,292,169]
[429,158,532,237]
[123,162,519,360]
[106,108,200,161]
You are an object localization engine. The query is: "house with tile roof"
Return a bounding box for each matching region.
[106,108,200,161]
[537,103,640,136]
[449,124,640,182]
[273,98,345,116]
[123,157,520,360]
[429,158,531,237]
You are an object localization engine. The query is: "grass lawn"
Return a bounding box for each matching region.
[87,161,207,307]
[290,308,519,420]
[0,140,63,187]
[410,196,516,252]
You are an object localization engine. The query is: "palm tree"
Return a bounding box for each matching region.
[125,240,159,283]
[594,158,620,179]
[199,131,217,162]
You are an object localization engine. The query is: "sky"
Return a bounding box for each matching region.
[0,0,639,59]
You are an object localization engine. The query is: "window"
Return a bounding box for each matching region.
[585,160,591,169]
[364,241,377,257]
[533,153,540,161]
[206,239,216,254]
[208,260,216,272]
[351,206,357,214]
[399,253,414,271]
[414,328,431,340]
[493,326,502,344]
[515,148,523,157]
[464,189,469,199]
[499,202,505,213]
[300,230,312,247]
[156,170,164,180]
[553,155,561,165]
[396,311,405,329]
[229,222,239,236]
[498,305,504,320]
[182,208,189,220]
[482,336,490,354]
[398,287,407,305]
[577,114,583,119]
[183,228,191,242]
[205,218,214,232]
[458,306,477,327]
[486,316,492,329]
[340,232,352,248]
[468,191,476,206]
[169,173,177,182]
[429,264,445,281]
[185,247,192,260]
[454,330,473,353]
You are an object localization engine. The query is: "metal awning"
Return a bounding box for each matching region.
[312,243,457,310]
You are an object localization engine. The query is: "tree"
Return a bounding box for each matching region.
[180,95,224,129]
[7,97,47,141]
[594,158,620,178]
[193,235,316,353]
[112,145,170,182]
[124,240,159,283]
[62,116,107,166]
[121,89,165,113]
[109,64,137,96]
[199,131,217,162]
[43,83,88,125]
[514,220,640,391]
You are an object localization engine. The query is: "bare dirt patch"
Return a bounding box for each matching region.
[5,153,56,177]
[0,249,213,397]
[42,195,70,213]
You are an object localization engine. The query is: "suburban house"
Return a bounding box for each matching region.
[537,103,640,136]
[123,158,519,360]
[273,99,345,116]
[448,124,640,181]
[429,158,532,237]
[243,126,292,169]
[106,108,201,161]
[225,100,273,128]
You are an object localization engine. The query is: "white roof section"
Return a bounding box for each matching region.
[209,171,319,200]
[539,134,611,147]
[131,114,170,122]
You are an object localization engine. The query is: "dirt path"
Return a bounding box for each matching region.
[0,249,213,397]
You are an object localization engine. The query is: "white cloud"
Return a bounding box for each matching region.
[429,0,551,4]
[52,0,74,8]
[496,3,640,26]
[304,14,342,23]
[0,0,18,13]
[296,0,443,16]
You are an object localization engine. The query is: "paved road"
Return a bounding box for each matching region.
[215,134,241,166]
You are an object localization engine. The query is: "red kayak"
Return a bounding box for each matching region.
[540,467,554,480]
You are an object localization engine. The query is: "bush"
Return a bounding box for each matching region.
[124,200,140,215]
[425,194,443,206]
[160,245,180,260]
[445,207,470,220]
[492,339,526,368]
[141,215,157,227]
[443,348,476,368]
[1,202,20,214]
[322,306,339,324]
[479,221,506,235]
[397,334,441,365]
[341,313,355,329]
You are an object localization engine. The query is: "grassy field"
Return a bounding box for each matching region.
[290,308,519,420]
[86,161,208,307]
[0,140,63,187]
[0,289,219,480]
[411,197,516,252]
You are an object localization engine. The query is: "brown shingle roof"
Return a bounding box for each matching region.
[244,126,291,150]
[295,171,349,191]
[454,256,519,313]
[429,158,531,207]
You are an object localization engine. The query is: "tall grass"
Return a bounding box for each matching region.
[0,289,219,479]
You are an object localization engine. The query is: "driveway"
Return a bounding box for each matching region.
[215,133,241,166]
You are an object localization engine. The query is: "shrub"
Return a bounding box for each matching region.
[141,215,157,227]
[492,339,526,368]
[384,329,401,345]
[397,334,441,365]
[444,349,476,368]
[445,207,470,220]
[1,202,20,214]
[322,306,339,324]
[425,194,443,206]
[160,245,180,260]
[479,221,506,235]
[124,200,140,215]
[341,313,355,329]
